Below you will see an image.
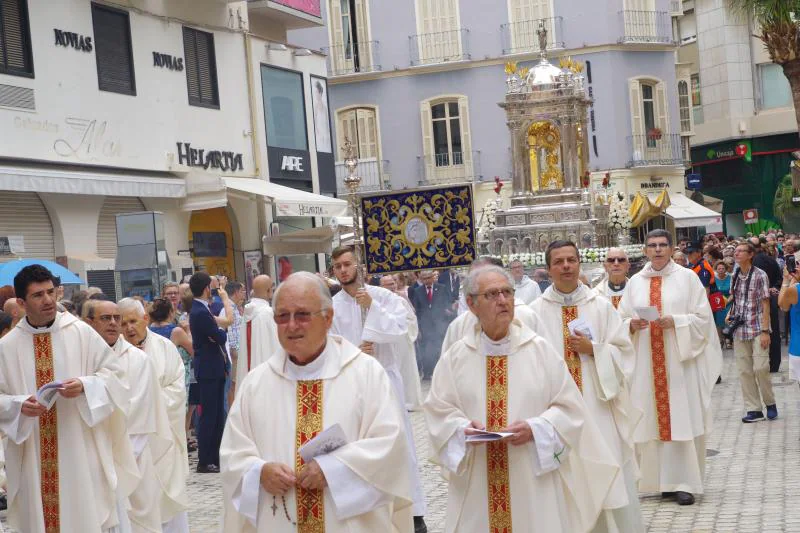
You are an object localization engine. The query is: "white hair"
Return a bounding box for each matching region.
[463,265,513,299]
[117,297,146,317]
[606,247,627,257]
[273,272,333,311]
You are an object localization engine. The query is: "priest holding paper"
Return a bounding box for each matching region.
[424,265,621,533]
[220,272,412,532]
[618,229,722,506]
[118,298,190,531]
[85,299,173,533]
[529,241,644,533]
[0,264,138,533]
[235,274,279,390]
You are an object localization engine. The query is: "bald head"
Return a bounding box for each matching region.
[3,298,23,325]
[252,275,274,301]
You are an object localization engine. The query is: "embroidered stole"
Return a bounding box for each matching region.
[34,333,60,532]
[295,380,325,532]
[561,306,582,392]
[648,277,672,441]
[485,356,512,533]
[246,321,253,371]
[611,295,622,309]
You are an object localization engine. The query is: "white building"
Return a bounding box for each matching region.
[0,0,344,298]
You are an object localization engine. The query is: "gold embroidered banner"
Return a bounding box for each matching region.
[561,306,582,392]
[649,277,672,441]
[486,356,512,533]
[34,333,59,533]
[360,185,476,275]
[295,380,325,532]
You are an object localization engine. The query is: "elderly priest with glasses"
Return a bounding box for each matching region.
[220,272,413,533]
[595,247,631,309]
[424,265,622,532]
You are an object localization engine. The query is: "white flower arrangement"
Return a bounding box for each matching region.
[608,192,631,231]
[494,244,644,267]
[477,199,499,241]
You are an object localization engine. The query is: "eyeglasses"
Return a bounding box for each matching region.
[646,243,670,249]
[472,288,515,301]
[606,257,628,264]
[97,314,121,323]
[274,310,326,325]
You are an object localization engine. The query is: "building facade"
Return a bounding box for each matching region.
[0,0,342,296]
[675,0,799,235]
[290,0,704,234]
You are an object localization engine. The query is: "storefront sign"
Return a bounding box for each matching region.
[280,155,304,172]
[687,173,702,189]
[0,236,24,255]
[153,52,184,71]
[176,142,244,172]
[704,141,752,163]
[639,179,671,190]
[743,209,759,225]
[54,29,93,52]
[267,146,312,183]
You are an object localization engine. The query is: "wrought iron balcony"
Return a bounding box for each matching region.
[627,133,687,167]
[500,17,564,55]
[417,150,482,186]
[322,41,382,77]
[618,10,674,44]
[335,159,391,194]
[409,29,470,66]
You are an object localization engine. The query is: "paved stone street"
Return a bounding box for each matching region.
[3,346,799,532]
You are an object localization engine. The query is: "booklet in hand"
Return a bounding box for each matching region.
[299,423,348,462]
[465,429,514,443]
[36,381,64,410]
[634,306,660,322]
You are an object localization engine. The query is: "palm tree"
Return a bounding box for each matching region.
[727,1,800,138]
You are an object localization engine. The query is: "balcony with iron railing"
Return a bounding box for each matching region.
[501,17,564,55]
[618,10,675,44]
[335,159,391,194]
[409,29,470,66]
[417,150,483,186]
[322,41,382,77]
[627,133,687,167]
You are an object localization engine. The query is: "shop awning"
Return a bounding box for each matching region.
[223,177,348,217]
[263,226,335,255]
[665,193,723,229]
[0,164,186,198]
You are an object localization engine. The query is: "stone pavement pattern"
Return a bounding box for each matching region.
[2,347,798,532]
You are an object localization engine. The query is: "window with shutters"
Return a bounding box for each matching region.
[628,77,675,166]
[420,95,473,184]
[413,0,463,65]
[678,80,691,133]
[183,27,219,109]
[505,0,556,54]
[327,0,374,75]
[336,106,379,160]
[91,3,136,96]
[0,0,34,77]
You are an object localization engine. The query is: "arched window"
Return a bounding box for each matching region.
[335,106,379,160]
[678,80,691,133]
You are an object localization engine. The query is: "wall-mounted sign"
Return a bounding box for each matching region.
[639,179,671,190]
[54,29,93,52]
[177,142,244,172]
[280,155,304,172]
[267,147,312,183]
[687,173,702,190]
[153,52,184,71]
[743,209,758,225]
[703,140,752,163]
[0,236,24,255]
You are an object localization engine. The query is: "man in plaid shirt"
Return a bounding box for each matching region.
[728,242,776,423]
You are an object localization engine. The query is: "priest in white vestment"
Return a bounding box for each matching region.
[85,299,174,533]
[594,248,631,309]
[510,259,543,305]
[380,275,424,410]
[617,230,722,506]
[235,275,279,392]
[456,257,508,317]
[221,272,413,532]
[424,265,621,533]
[529,241,644,533]
[329,248,427,530]
[443,294,537,355]
[0,265,139,533]
[119,298,190,531]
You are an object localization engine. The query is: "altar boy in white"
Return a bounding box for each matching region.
[235,275,279,390]
[529,241,644,533]
[424,266,622,533]
[220,272,413,532]
[0,265,139,533]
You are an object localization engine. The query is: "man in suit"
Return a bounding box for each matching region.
[437,268,461,307]
[412,270,452,378]
[189,271,228,473]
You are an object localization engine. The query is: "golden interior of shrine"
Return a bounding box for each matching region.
[528,120,563,191]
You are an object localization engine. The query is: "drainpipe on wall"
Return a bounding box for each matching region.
[747,11,759,117]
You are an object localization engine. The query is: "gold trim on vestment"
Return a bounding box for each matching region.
[486,356,512,532]
[34,333,59,533]
[561,306,582,392]
[295,380,325,532]
[649,277,672,441]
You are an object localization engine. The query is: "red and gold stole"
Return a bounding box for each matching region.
[34,333,59,532]
[486,356,512,533]
[561,306,582,392]
[649,277,672,441]
[246,321,253,371]
[611,295,622,309]
[295,380,325,532]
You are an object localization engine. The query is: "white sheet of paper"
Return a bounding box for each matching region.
[567,317,595,340]
[465,429,514,443]
[299,423,348,462]
[634,306,660,321]
[36,381,63,410]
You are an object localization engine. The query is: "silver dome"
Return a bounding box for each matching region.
[525,58,565,88]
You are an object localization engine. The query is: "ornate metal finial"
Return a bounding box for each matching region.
[341,137,361,190]
[537,21,548,59]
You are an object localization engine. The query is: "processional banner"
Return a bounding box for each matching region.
[360,185,477,275]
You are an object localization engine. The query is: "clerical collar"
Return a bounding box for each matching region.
[26,316,56,330]
[286,343,329,381]
[553,284,581,306]
[134,331,147,349]
[608,279,627,292]
[480,331,511,357]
